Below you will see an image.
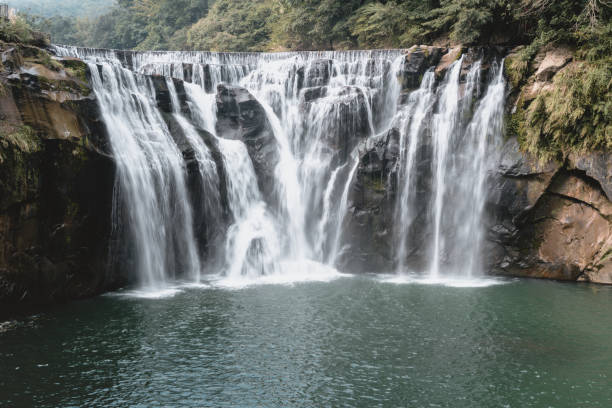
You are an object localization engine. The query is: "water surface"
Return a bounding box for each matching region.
[1,276,611,407]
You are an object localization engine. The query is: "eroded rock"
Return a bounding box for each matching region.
[215,84,279,201]
[0,42,117,315]
[488,137,612,284]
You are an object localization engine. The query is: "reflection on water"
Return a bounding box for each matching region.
[1,277,612,407]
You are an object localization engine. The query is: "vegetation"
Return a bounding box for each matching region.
[18,0,608,52]
[522,61,611,157]
[0,16,34,44]
[6,0,114,18]
[187,0,275,51]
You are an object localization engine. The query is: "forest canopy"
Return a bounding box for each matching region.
[19,0,610,55]
[7,0,114,18]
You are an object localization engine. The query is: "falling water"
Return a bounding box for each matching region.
[394,70,436,272]
[55,45,505,286]
[78,53,201,289]
[393,58,506,278]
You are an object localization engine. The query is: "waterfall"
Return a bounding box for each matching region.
[393,58,506,279]
[54,45,505,287]
[82,54,201,289]
[394,70,437,272]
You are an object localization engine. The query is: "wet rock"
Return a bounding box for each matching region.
[488,137,612,284]
[400,46,443,91]
[0,42,117,316]
[162,114,230,259]
[215,84,279,201]
[342,128,400,272]
[150,75,188,114]
[301,86,327,103]
[297,59,332,89]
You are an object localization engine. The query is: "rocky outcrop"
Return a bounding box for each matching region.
[342,128,399,271]
[0,42,117,315]
[488,138,611,283]
[215,84,279,201]
[488,42,612,284]
[297,59,332,89]
[401,45,444,91]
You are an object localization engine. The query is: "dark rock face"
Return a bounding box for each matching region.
[0,44,117,316]
[215,84,280,201]
[161,112,230,262]
[487,138,612,284]
[342,128,400,272]
[400,46,444,91]
[301,86,327,103]
[297,59,332,90]
[150,75,189,114]
[568,151,612,200]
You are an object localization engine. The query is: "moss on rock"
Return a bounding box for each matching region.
[518,61,611,160]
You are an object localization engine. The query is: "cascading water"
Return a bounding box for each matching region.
[393,58,506,279]
[394,70,437,272]
[79,52,202,289]
[54,45,506,287]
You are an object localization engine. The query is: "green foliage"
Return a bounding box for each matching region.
[6,0,114,18]
[20,0,611,56]
[349,2,407,48]
[187,0,276,52]
[0,16,34,44]
[519,61,612,159]
[0,125,40,156]
[272,0,364,50]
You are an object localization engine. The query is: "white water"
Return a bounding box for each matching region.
[393,59,506,279]
[55,45,506,288]
[83,55,201,289]
[394,70,436,272]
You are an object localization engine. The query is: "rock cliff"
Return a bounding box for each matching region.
[0,42,117,315]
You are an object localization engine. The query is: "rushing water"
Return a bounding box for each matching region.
[54,45,506,288]
[2,278,612,407]
[87,57,201,288]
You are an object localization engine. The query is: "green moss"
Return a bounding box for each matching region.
[62,59,89,83]
[37,52,64,72]
[364,175,386,192]
[0,126,41,208]
[504,52,529,89]
[518,61,612,160]
[0,126,41,158]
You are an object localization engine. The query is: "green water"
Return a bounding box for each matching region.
[1,276,611,407]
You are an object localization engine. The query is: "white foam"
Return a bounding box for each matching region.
[108,287,183,299]
[379,272,509,288]
[211,259,349,289]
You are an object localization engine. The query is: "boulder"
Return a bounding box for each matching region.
[400,46,444,91]
[215,84,279,201]
[534,47,573,82]
[488,137,612,284]
[297,59,332,89]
